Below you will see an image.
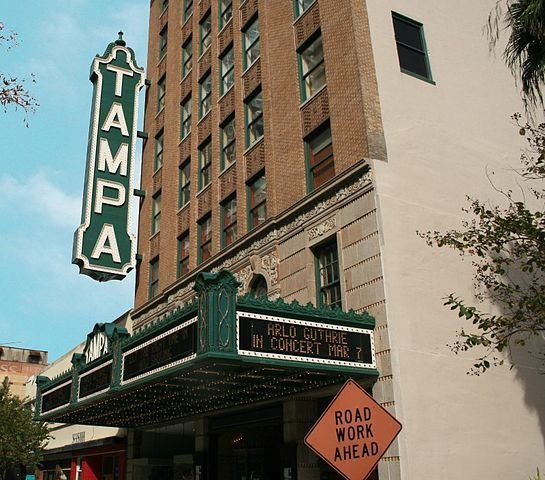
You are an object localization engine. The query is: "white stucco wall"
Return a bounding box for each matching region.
[366,0,545,478]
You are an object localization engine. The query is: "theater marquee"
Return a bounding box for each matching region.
[73,33,145,281]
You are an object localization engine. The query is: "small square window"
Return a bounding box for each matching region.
[392,12,433,81]
[220,117,236,170]
[245,91,263,148]
[243,17,260,69]
[179,159,191,208]
[299,33,326,101]
[221,196,237,247]
[294,0,314,18]
[247,172,266,229]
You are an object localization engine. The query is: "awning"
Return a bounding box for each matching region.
[36,271,377,428]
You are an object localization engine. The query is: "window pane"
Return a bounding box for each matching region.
[301,35,326,98]
[244,18,260,66]
[220,0,233,26]
[200,74,212,117]
[393,17,423,51]
[392,14,431,80]
[201,14,212,52]
[396,44,428,77]
[182,38,192,77]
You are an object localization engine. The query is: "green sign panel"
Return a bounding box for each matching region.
[73,34,145,281]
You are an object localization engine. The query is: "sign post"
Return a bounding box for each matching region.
[305,379,402,480]
[73,33,144,281]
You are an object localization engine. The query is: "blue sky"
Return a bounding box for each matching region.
[1,1,149,362]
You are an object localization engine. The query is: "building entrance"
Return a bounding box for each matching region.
[210,407,283,480]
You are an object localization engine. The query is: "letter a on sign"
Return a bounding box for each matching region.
[305,379,402,480]
[73,33,144,281]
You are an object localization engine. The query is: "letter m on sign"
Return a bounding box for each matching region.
[73,35,145,281]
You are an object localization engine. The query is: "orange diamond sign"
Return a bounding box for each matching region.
[305,379,402,480]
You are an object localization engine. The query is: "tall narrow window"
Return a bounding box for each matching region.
[182,37,193,78]
[221,195,237,247]
[159,25,168,60]
[247,172,266,229]
[219,0,233,29]
[245,90,263,148]
[294,0,314,17]
[151,191,161,235]
[181,96,192,139]
[316,241,342,309]
[183,0,194,22]
[157,75,166,112]
[198,139,212,190]
[161,0,169,12]
[149,257,160,299]
[200,12,212,54]
[154,131,164,171]
[177,232,190,277]
[220,47,235,95]
[243,17,260,69]
[198,214,212,263]
[179,159,191,207]
[220,116,236,170]
[306,123,334,191]
[199,72,212,118]
[392,12,433,81]
[299,33,325,101]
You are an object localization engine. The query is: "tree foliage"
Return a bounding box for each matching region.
[487,0,545,109]
[419,115,545,374]
[0,22,38,120]
[0,377,49,480]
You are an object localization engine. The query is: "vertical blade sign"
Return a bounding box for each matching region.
[73,35,145,281]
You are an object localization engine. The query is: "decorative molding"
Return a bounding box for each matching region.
[242,58,261,99]
[307,216,336,241]
[261,252,279,286]
[301,87,329,137]
[294,1,320,50]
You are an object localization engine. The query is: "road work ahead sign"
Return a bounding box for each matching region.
[73,33,144,281]
[305,379,402,480]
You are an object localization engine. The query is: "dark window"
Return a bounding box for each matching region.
[199,215,212,263]
[220,0,233,28]
[154,130,164,171]
[179,159,191,207]
[248,172,266,229]
[199,139,212,189]
[200,12,212,54]
[182,37,193,78]
[392,12,433,81]
[161,0,169,12]
[181,96,192,139]
[159,25,168,60]
[221,116,236,170]
[149,257,160,299]
[243,17,260,69]
[199,72,212,118]
[151,191,161,235]
[249,274,268,297]
[157,75,166,112]
[316,241,342,310]
[299,33,326,100]
[306,123,334,190]
[178,232,190,277]
[184,0,194,22]
[220,47,235,94]
[221,195,237,247]
[245,90,263,148]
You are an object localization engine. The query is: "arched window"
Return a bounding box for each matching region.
[249,274,268,298]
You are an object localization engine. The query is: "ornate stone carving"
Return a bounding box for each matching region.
[307,216,336,240]
[235,265,253,291]
[261,252,279,285]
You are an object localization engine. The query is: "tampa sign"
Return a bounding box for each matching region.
[73,33,145,281]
